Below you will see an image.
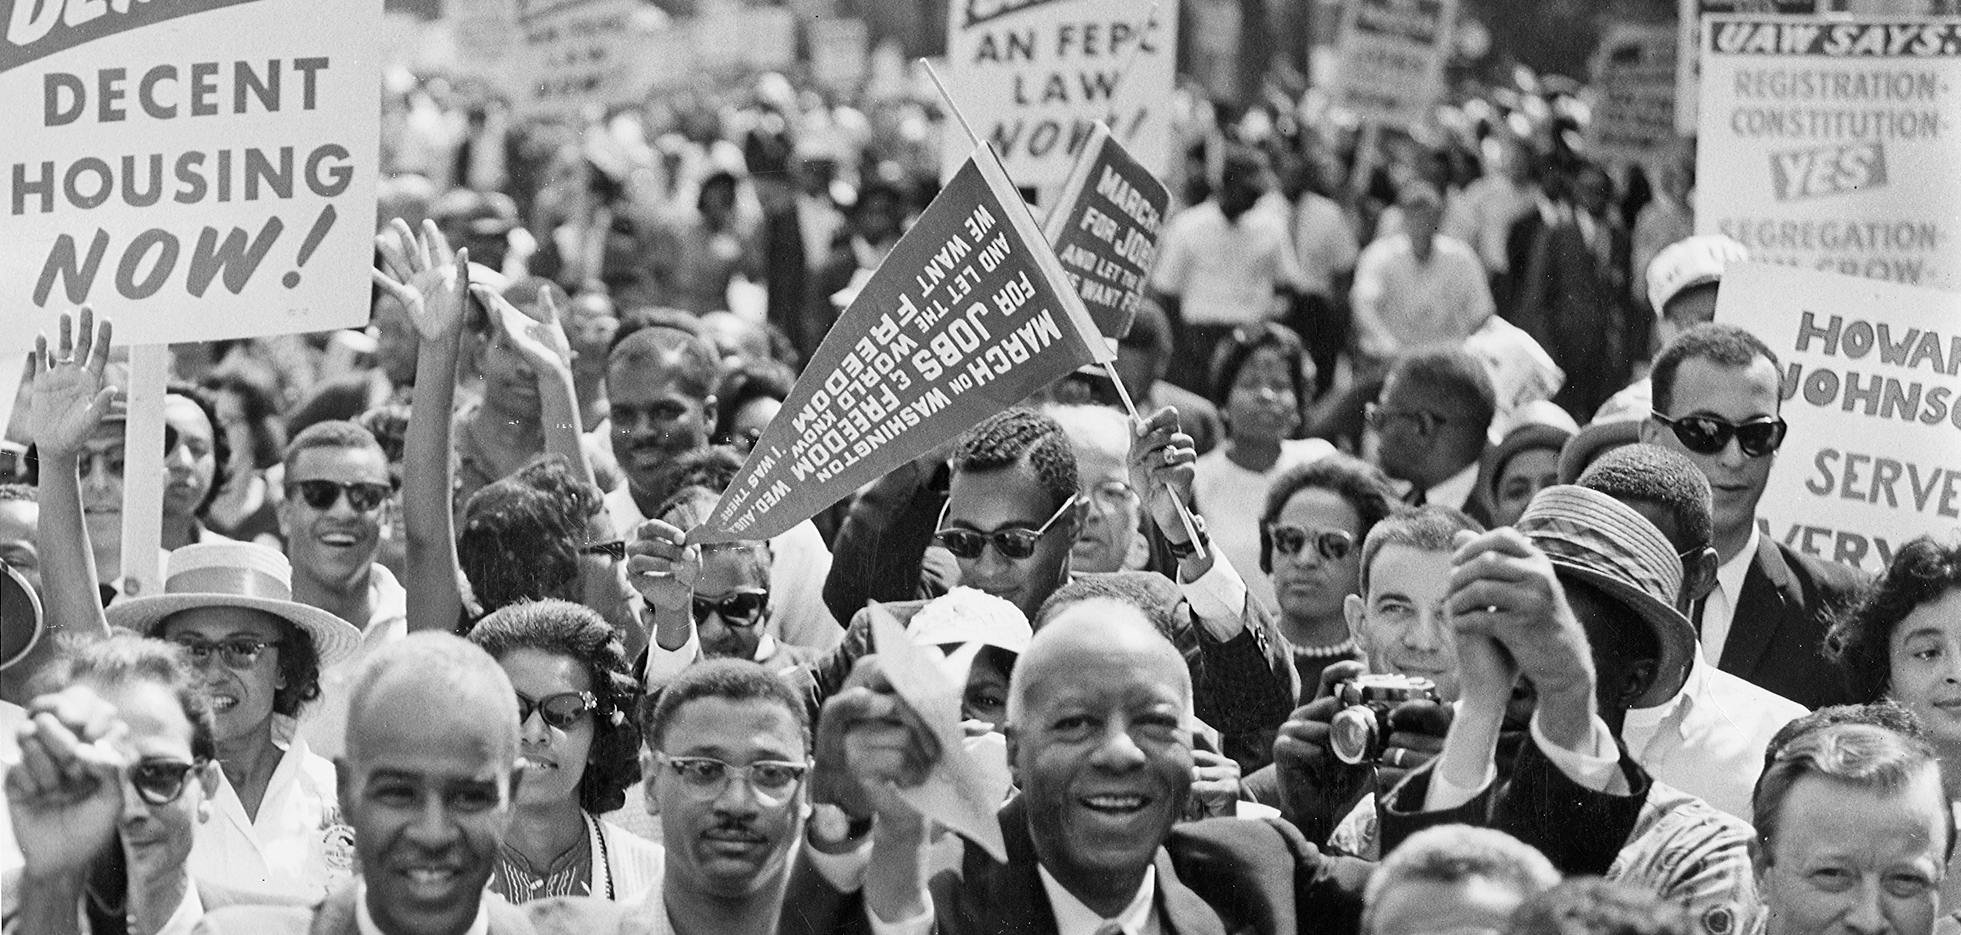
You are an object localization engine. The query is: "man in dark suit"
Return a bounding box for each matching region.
[1639,324,1866,709]
[197,633,617,935]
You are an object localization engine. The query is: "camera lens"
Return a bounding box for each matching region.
[1328,706,1381,766]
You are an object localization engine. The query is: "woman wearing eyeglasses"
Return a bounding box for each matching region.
[8,634,293,935]
[467,599,662,903]
[1257,455,1402,698]
[1192,323,1335,614]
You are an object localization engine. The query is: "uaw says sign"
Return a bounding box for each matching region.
[1717,263,1961,574]
[1,0,381,347]
[690,146,1110,545]
[941,0,1177,200]
[1695,15,1961,292]
[1041,122,1169,340]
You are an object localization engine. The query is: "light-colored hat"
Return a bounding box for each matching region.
[1645,235,1749,315]
[1515,486,1696,707]
[106,543,363,669]
[906,587,1031,688]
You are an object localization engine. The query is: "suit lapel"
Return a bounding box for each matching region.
[1154,847,1229,935]
[1718,536,1797,678]
[985,799,1062,935]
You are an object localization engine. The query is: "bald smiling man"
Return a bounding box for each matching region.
[783,599,1374,935]
[195,634,617,935]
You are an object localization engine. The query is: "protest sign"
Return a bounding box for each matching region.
[870,603,1012,864]
[447,0,523,83]
[693,5,796,72]
[690,148,1111,545]
[510,0,641,119]
[808,16,869,91]
[1715,262,1961,574]
[1329,0,1459,130]
[1694,15,1961,292]
[1674,0,1825,135]
[1586,22,1679,166]
[0,0,382,348]
[1040,122,1170,341]
[940,0,1177,201]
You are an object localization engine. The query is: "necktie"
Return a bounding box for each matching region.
[1094,922,1128,935]
[1406,487,1427,507]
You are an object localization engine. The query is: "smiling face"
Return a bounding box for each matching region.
[162,395,217,520]
[1008,603,1192,906]
[343,682,517,935]
[649,696,807,899]
[280,445,391,594]
[1642,356,1782,545]
[499,647,596,810]
[1885,590,1961,751]
[92,677,217,891]
[159,606,290,743]
[1345,545,1459,700]
[608,357,716,503]
[1272,486,1365,628]
[1225,347,1302,446]
[1759,771,1948,935]
[942,464,1077,620]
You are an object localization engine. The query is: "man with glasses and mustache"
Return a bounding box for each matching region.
[279,422,409,761]
[1639,323,1864,708]
[6,635,301,935]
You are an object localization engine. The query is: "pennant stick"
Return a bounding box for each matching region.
[1101,361,1208,561]
[923,59,982,150]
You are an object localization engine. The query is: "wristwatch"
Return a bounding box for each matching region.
[1165,513,1210,560]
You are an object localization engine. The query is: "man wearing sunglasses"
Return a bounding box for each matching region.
[280,421,411,762]
[6,635,302,935]
[1639,324,1864,708]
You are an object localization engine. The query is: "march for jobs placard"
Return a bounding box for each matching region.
[690,148,1109,545]
[1,0,382,347]
[940,0,1177,200]
[1041,123,1170,341]
[1695,15,1961,292]
[1717,263,1961,574]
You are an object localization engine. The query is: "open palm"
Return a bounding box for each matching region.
[26,308,116,461]
[474,283,572,373]
[372,218,470,342]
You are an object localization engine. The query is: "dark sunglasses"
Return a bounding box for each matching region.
[516,690,599,729]
[1268,524,1357,561]
[580,540,626,561]
[933,495,1078,561]
[692,588,769,626]
[1651,412,1787,458]
[130,758,201,806]
[171,636,282,669]
[288,479,394,512]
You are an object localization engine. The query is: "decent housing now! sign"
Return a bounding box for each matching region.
[1,0,382,346]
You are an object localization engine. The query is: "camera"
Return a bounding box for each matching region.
[1328,674,1440,766]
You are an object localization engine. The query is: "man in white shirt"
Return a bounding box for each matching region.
[1351,183,1494,367]
[605,324,842,651]
[1442,136,1539,281]
[279,422,412,760]
[1367,348,1496,521]
[1578,444,1806,820]
[1149,148,1309,392]
[1639,325,1864,708]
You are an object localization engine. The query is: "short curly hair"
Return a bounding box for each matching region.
[459,455,604,613]
[639,657,809,752]
[1259,454,1401,574]
[1206,322,1315,421]
[951,408,1078,516]
[1826,537,1961,704]
[1577,444,1713,554]
[469,599,643,815]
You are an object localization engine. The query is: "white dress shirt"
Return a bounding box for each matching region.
[1423,461,1481,514]
[606,485,843,651]
[1149,201,1308,326]
[296,564,411,760]
[154,879,205,935]
[1292,192,1360,297]
[1350,233,1495,360]
[1700,526,1759,666]
[858,855,1163,935]
[188,718,353,901]
[1621,647,1806,821]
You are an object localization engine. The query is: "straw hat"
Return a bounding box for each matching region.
[1515,485,1697,707]
[106,542,362,669]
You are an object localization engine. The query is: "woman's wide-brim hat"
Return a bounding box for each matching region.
[105,542,363,669]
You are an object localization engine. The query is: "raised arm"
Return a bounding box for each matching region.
[372,219,469,633]
[26,308,117,642]
[469,283,594,491]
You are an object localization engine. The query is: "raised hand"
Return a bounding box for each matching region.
[625,517,700,617]
[472,283,572,377]
[811,656,939,824]
[1127,405,1198,542]
[1188,748,1242,820]
[5,685,130,881]
[372,218,470,342]
[26,308,116,463]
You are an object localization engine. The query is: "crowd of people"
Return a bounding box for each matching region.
[0,59,1955,935]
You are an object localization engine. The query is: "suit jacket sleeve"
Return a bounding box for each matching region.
[1180,596,1298,773]
[805,608,880,722]
[822,460,947,628]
